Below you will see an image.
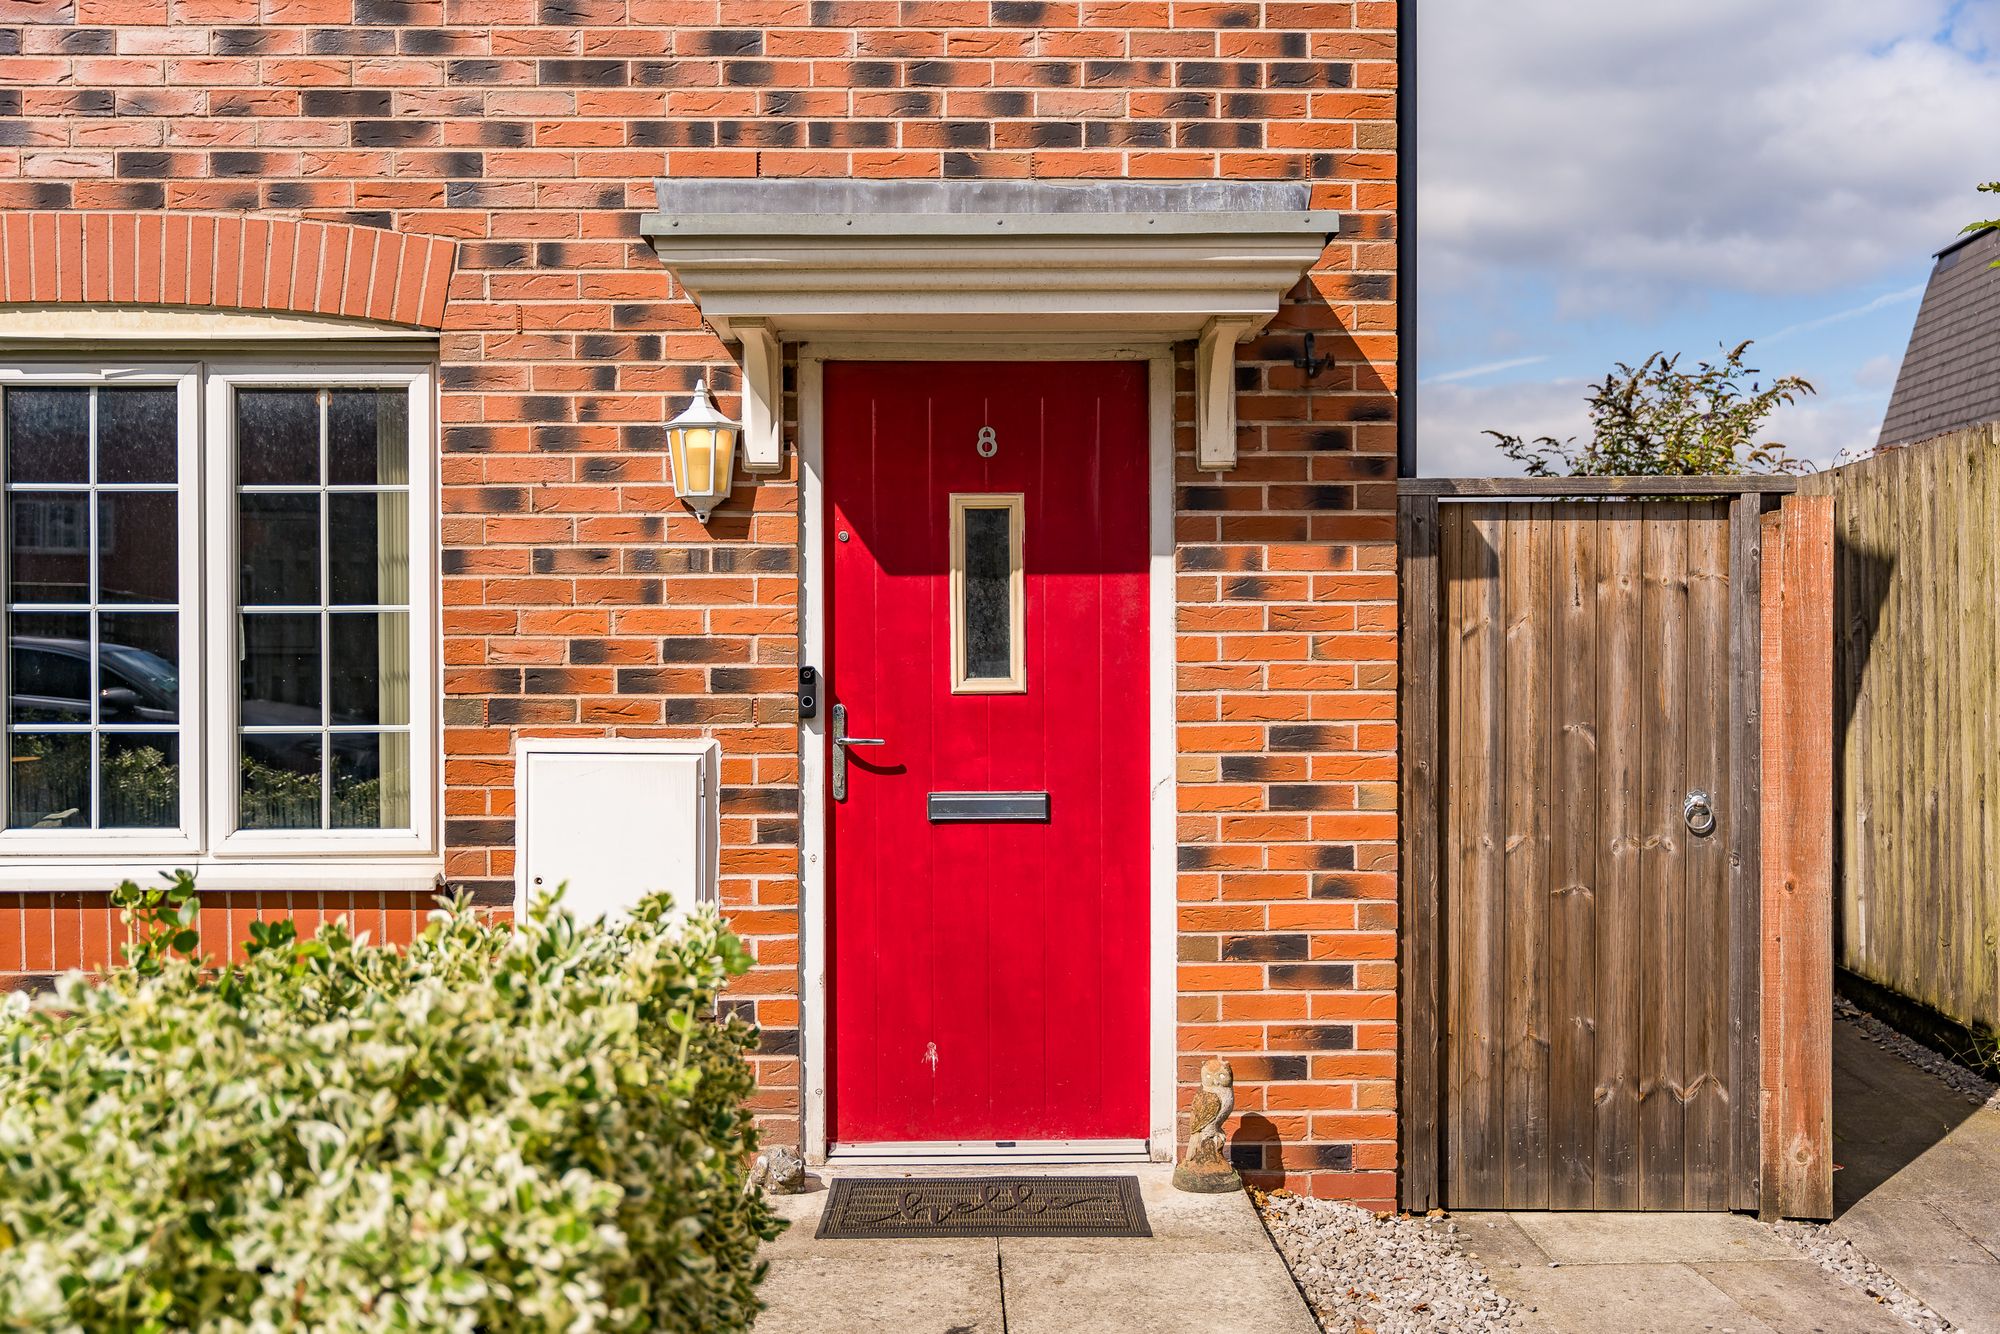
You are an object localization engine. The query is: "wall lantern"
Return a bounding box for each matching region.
[667,378,741,522]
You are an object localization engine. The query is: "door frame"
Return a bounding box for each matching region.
[797,340,1178,1166]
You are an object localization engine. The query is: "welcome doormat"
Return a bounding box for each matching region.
[815,1176,1152,1239]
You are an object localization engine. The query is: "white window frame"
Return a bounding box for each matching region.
[0,358,440,886]
[0,364,203,858]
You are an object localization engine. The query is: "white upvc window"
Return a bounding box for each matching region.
[0,360,437,882]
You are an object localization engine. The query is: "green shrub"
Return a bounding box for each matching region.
[0,875,781,1332]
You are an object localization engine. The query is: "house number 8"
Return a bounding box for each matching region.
[976,425,998,458]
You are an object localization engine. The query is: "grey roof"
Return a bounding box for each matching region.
[1878,226,2000,448]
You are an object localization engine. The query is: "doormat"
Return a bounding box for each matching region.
[815,1176,1152,1239]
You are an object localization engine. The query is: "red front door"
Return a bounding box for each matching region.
[826,360,1151,1145]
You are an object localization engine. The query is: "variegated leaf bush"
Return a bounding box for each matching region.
[0,875,780,1332]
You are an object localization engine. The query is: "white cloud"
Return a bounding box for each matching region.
[1762,284,1926,344]
[1853,352,1902,390]
[1418,379,1590,476]
[1423,354,1550,385]
[1420,2,2000,306]
[1766,393,1890,470]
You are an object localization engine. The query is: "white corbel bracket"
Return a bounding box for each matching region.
[1196,315,1259,471]
[734,318,784,473]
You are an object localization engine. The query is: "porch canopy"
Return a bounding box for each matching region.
[639,178,1339,471]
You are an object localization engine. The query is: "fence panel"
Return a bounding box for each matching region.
[1800,427,2000,1040]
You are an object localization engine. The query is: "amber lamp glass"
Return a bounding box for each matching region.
[667,379,739,521]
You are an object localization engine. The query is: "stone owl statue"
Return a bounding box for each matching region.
[1173,1056,1243,1193]
[749,1145,807,1195]
[1189,1057,1234,1156]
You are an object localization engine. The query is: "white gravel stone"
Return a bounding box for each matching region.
[1255,1191,1513,1334]
[1770,1217,1952,1333]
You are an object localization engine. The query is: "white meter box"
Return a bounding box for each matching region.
[514,739,720,925]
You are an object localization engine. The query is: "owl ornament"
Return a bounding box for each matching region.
[1172,1056,1244,1193]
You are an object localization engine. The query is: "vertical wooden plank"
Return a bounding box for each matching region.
[1450,504,1508,1208]
[1683,503,1732,1208]
[1981,431,2000,1029]
[1832,461,1867,988]
[1725,491,1765,1213]
[1593,506,1644,1210]
[1548,504,1600,1209]
[1500,504,1553,1208]
[1398,495,1444,1212]
[1884,446,1914,1010]
[1444,502,1470,1205]
[1916,446,1947,1023]
[1954,438,1991,1027]
[1771,495,1835,1219]
[1758,507,1789,1218]
[1638,503,1690,1210]
[1862,452,1898,997]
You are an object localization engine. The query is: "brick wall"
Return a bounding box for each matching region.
[0,0,1399,1204]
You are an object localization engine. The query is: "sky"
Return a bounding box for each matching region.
[1415,1,2000,476]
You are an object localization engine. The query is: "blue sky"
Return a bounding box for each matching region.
[1416,1,2000,475]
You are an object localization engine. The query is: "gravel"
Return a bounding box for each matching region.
[1770,1218,1952,1332]
[1255,1190,1513,1334]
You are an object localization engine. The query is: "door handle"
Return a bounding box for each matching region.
[831,703,884,802]
[1683,788,1716,837]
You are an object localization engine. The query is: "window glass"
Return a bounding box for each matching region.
[2,386,182,829]
[235,389,318,485]
[327,389,409,485]
[95,388,177,484]
[238,494,320,605]
[4,389,87,484]
[962,507,1013,680]
[235,385,413,833]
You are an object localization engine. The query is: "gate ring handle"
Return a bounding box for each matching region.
[1683,789,1716,838]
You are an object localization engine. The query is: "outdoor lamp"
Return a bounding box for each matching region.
[667,378,740,521]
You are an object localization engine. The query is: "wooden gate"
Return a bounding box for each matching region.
[1398,479,1835,1218]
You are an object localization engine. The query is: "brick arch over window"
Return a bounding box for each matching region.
[0,213,456,329]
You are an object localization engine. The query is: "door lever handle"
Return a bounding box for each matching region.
[831,703,885,801]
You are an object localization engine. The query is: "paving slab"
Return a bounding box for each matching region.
[1834,1194,1994,1270]
[1507,1211,1798,1265]
[1000,1251,1317,1334]
[1496,1260,1781,1334]
[1691,1260,1912,1334]
[1454,1212,1552,1271]
[755,1253,1002,1334]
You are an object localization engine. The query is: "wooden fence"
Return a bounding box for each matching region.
[1800,425,2000,1044]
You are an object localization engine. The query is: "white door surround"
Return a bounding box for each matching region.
[796,342,1177,1166]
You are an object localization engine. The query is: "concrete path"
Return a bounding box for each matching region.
[1829,1017,2000,1332]
[753,1164,1317,1334]
[1459,1210,1909,1334]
